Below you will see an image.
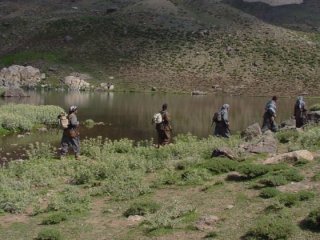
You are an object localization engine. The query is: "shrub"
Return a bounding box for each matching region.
[238,164,270,179]
[180,168,212,185]
[123,200,160,217]
[312,172,320,181]
[143,200,195,231]
[26,142,55,160]
[305,207,320,228]
[260,188,281,199]
[276,131,300,144]
[0,104,64,132]
[201,159,238,175]
[36,228,62,240]
[297,190,315,201]
[42,212,68,225]
[278,193,299,207]
[259,175,288,187]
[84,119,95,128]
[245,214,296,240]
[46,187,90,214]
[309,104,320,111]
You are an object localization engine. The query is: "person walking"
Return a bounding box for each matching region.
[60,105,80,159]
[294,96,307,128]
[262,96,278,132]
[213,104,230,138]
[155,103,172,147]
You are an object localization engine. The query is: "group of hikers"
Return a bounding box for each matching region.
[58,96,307,159]
[212,96,307,138]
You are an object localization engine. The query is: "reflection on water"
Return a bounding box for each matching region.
[0,91,319,157]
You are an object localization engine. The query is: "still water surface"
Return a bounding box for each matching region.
[0,91,318,158]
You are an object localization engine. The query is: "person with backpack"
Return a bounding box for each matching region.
[294,96,307,128]
[262,96,278,133]
[153,103,172,147]
[212,104,230,138]
[59,105,80,159]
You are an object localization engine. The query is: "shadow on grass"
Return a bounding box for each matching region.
[299,219,320,233]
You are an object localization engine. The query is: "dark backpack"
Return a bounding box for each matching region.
[212,112,222,123]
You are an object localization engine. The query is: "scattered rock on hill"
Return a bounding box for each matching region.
[263,150,314,165]
[241,123,262,141]
[64,74,90,90]
[0,65,41,88]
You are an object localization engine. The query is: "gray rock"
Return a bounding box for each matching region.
[191,90,207,95]
[1,88,29,98]
[64,75,90,90]
[241,123,262,141]
[127,215,144,222]
[64,35,73,43]
[243,131,277,154]
[211,147,236,159]
[0,65,41,88]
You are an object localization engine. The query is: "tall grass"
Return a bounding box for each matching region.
[0,104,64,131]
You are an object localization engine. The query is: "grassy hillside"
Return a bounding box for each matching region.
[0,0,319,95]
[0,130,320,239]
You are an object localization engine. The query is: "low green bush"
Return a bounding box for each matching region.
[123,200,160,217]
[238,164,270,179]
[278,193,299,207]
[305,207,320,228]
[276,131,300,144]
[84,119,95,128]
[259,175,288,187]
[245,213,296,239]
[26,142,55,160]
[200,159,238,175]
[180,168,212,185]
[143,200,195,231]
[0,104,64,132]
[42,212,68,225]
[260,188,281,199]
[297,190,315,201]
[309,104,320,111]
[36,228,62,240]
[312,172,320,181]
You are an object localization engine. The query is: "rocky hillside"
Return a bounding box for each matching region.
[0,0,319,95]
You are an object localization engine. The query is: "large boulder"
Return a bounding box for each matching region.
[1,88,29,97]
[242,131,277,154]
[241,123,262,141]
[0,65,41,88]
[64,75,90,90]
[263,150,314,165]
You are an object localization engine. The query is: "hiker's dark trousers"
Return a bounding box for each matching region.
[60,135,80,156]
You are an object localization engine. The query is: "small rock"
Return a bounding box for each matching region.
[95,122,105,126]
[17,134,25,138]
[226,205,234,210]
[211,147,236,159]
[71,6,78,10]
[127,215,144,222]
[64,35,73,43]
[151,87,157,91]
[195,215,220,231]
[38,127,48,132]
[41,73,46,80]
[191,90,207,95]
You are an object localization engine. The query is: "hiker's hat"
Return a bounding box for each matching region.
[69,105,78,112]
